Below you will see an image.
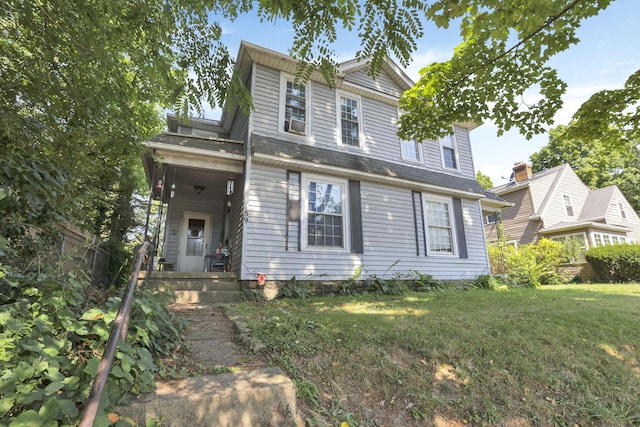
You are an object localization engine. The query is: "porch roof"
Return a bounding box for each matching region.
[142,133,245,183]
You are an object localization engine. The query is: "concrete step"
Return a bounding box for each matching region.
[139,271,243,303]
[116,368,304,427]
[173,289,243,304]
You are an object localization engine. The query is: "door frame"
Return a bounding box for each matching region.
[177,211,213,272]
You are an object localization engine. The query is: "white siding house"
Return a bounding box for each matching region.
[142,42,492,282]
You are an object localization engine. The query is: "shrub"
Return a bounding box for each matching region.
[473,274,510,290]
[506,239,565,287]
[585,243,640,283]
[487,243,517,275]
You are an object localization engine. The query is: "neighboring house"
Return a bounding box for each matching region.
[141,41,493,283]
[484,162,640,248]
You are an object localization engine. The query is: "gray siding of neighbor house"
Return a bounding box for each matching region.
[162,183,226,265]
[542,171,590,227]
[249,64,477,179]
[498,187,541,245]
[240,164,489,281]
[528,171,557,212]
[607,189,640,242]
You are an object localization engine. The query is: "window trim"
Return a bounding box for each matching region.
[300,174,350,252]
[423,194,457,256]
[279,72,310,137]
[336,90,364,148]
[439,130,460,171]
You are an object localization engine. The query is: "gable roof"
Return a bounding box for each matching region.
[579,186,616,221]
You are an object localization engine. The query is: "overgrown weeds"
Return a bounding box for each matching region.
[0,263,187,426]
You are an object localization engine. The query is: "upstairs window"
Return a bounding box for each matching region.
[618,202,627,219]
[283,78,307,135]
[338,92,362,147]
[440,132,459,170]
[563,194,574,217]
[401,139,421,162]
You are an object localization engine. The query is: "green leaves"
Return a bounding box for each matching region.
[0,266,187,425]
[400,0,615,141]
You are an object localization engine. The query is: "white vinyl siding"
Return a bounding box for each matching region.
[250,65,478,178]
[242,164,489,281]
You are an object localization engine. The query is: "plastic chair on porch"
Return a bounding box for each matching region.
[204,254,226,272]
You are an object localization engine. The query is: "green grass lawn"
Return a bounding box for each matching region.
[233,284,640,426]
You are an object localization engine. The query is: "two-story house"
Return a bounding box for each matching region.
[484,162,640,248]
[141,41,492,283]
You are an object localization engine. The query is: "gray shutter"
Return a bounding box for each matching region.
[349,180,363,254]
[412,191,426,256]
[286,171,301,251]
[452,197,468,259]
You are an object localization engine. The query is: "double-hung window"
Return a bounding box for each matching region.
[440,132,459,170]
[401,139,421,162]
[618,202,627,219]
[302,175,348,249]
[424,197,456,255]
[338,92,361,147]
[563,195,574,217]
[282,76,307,135]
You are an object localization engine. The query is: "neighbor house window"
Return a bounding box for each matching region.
[440,132,459,170]
[281,75,307,135]
[338,93,361,147]
[485,212,501,224]
[424,197,456,255]
[618,202,627,219]
[302,175,348,249]
[563,194,574,217]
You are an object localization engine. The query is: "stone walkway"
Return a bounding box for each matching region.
[169,302,267,371]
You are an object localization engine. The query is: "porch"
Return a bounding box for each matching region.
[142,131,245,273]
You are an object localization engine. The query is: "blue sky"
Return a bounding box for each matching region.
[210,0,640,185]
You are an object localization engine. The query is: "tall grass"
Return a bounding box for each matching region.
[234,284,640,426]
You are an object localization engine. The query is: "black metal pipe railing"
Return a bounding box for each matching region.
[78,240,153,427]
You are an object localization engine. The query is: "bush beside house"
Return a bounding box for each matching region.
[585,244,640,283]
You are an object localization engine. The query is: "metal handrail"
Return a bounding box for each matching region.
[78,240,153,427]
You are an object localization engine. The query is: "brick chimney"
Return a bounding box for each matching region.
[512,161,532,182]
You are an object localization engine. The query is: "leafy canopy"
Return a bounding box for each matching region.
[398,0,619,141]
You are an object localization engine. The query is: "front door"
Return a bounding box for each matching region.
[178,212,212,272]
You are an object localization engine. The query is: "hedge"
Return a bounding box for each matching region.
[584,243,640,283]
